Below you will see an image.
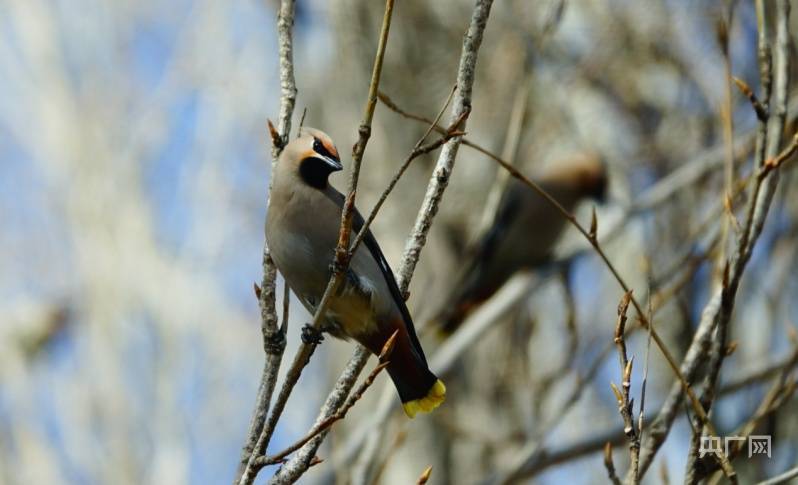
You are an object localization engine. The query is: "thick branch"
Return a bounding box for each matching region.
[394,0,492,296]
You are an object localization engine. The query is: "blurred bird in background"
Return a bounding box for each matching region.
[434,154,608,334]
[265,128,445,418]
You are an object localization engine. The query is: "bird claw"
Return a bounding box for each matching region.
[301,324,324,345]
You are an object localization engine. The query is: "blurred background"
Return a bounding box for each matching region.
[1,0,797,484]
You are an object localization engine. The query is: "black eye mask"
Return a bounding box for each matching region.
[313,138,337,161]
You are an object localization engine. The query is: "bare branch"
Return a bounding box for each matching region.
[603,442,623,485]
[395,0,494,295]
[733,76,769,122]
[757,466,798,485]
[235,0,298,482]
[611,292,640,482]
[254,347,393,468]
[507,346,798,479]
[349,84,460,256]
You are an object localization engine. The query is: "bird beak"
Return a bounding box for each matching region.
[321,154,343,172]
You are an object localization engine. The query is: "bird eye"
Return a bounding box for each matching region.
[313,137,335,160]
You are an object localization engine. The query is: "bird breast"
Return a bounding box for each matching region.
[265,185,392,339]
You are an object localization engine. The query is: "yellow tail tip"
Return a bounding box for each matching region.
[402,380,446,418]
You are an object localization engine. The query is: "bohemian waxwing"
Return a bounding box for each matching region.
[265,127,445,418]
[435,153,608,334]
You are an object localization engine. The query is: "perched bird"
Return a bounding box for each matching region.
[265,127,445,418]
[435,154,608,334]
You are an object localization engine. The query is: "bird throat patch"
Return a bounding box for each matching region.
[299,157,332,190]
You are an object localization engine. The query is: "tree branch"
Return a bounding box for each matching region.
[235,0,297,482]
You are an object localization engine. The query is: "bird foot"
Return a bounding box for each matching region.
[301,324,324,345]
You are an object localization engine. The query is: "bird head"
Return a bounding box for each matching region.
[281,127,342,189]
[579,160,608,203]
[556,153,608,203]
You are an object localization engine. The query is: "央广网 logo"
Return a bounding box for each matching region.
[698,435,771,459]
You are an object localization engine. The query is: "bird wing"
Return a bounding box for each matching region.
[475,185,522,264]
[454,186,522,301]
[325,189,428,365]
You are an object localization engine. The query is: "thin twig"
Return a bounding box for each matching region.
[378,91,782,217]
[488,321,616,485]
[733,76,768,122]
[755,465,798,485]
[506,345,798,479]
[254,333,397,467]
[637,281,653,473]
[603,442,623,485]
[349,84,460,256]
[718,9,737,276]
[473,81,528,244]
[762,131,798,173]
[610,292,640,482]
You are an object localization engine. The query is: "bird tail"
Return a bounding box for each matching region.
[387,330,446,418]
[367,322,446,418]
[399,378,446,419]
